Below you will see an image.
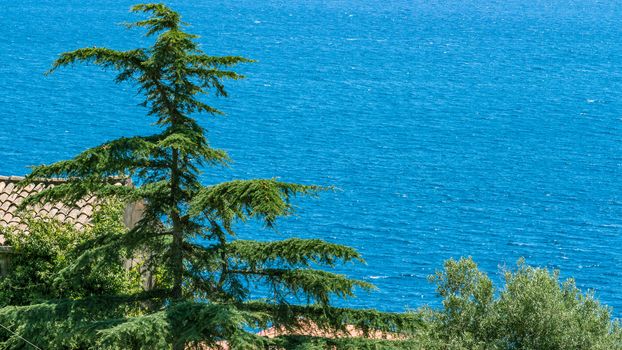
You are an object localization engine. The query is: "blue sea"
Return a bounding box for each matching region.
[1,1,621,315]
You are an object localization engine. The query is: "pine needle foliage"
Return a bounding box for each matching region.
[0,4,416,349]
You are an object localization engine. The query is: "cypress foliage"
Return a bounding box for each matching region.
[0,4,416,349]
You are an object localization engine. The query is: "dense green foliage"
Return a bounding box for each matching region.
[260,258,622,349]
[0,4,619,349]
[0,202,141,306]
[416,258,622,349]
[0,3,414,349]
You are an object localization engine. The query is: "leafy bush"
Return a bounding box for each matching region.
[0,201,142,306]
[420,257,622,350]
[2,239,620,350]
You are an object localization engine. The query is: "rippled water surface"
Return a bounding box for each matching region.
[1,0,621,314]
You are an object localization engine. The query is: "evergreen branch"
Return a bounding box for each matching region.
[242,302,422,337]
[0,291,170,349]
[24,135,162,181]
[166,302,269,349]
[17,178,131,210]
[270,335,420,350]
[155,132,229,165]
[128,4,183,36]
[47,47,146,77]
[0,322,43,350]
[190,179,328,230]
[95,311,172,349]
[188,55,255,68]
[231,268,375,306]
[225,238,365,269]
[186,238,364,273]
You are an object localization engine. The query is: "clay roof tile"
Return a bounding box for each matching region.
[0,176,133,243]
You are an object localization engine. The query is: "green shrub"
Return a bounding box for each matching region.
[421,257,622,350]
[0,201,142,306]
[2,223,621,350]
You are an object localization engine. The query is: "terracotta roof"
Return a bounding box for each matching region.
[0,175,124,244]
[188,322,403,350]
[257,321,402,340]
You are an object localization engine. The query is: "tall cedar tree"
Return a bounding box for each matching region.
[0,4,418,350]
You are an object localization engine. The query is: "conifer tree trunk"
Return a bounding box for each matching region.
[170,147,184,301]
[170,125,185,350]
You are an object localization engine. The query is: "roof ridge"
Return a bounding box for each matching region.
[0,176,75,184]
[0,175,132,185]
[0,176,26,181]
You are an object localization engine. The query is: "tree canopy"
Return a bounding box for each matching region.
[0,4,415,349]
[415,257,622,349]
